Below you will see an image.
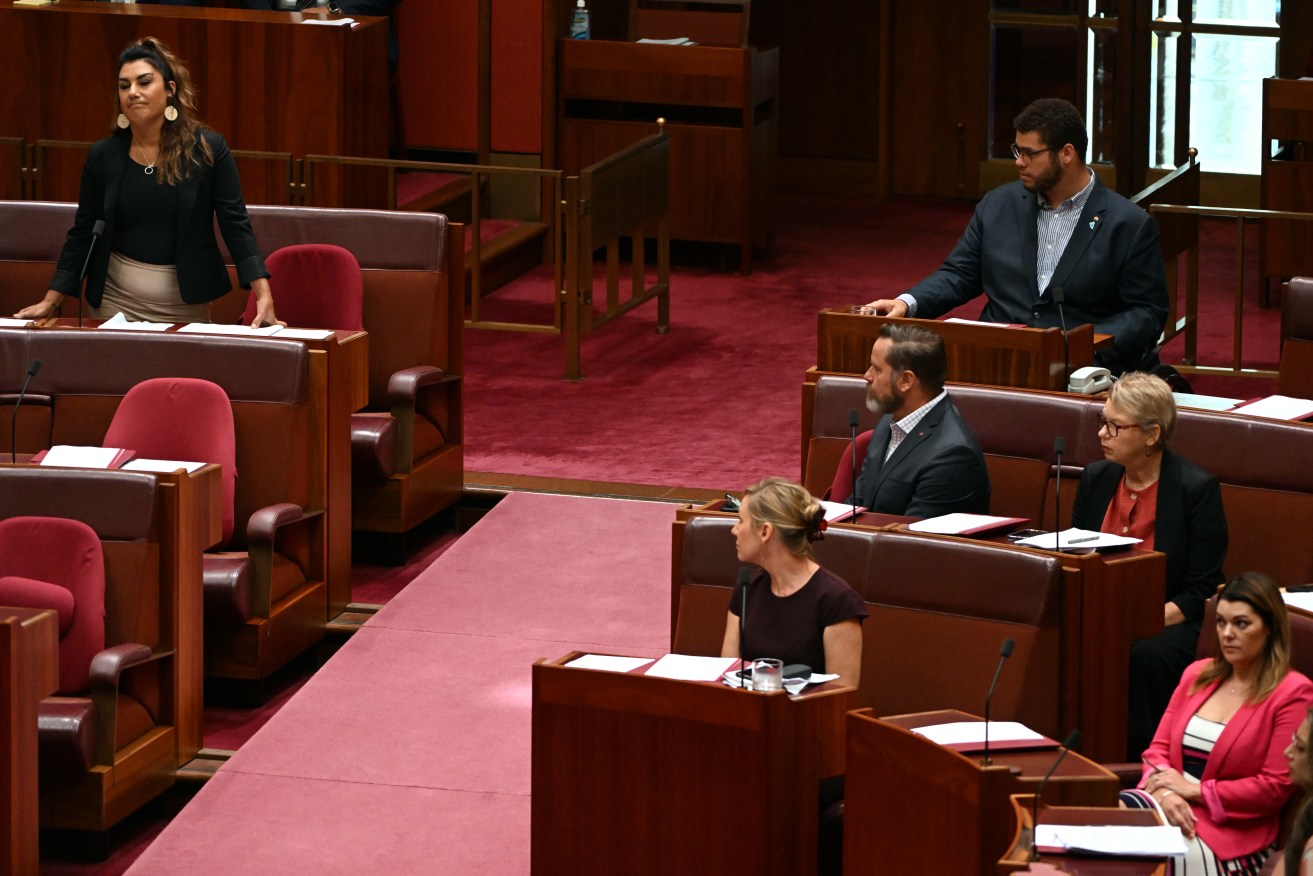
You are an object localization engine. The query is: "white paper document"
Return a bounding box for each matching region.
[98,312,172,331]
[637,37,694,45]
[273,328,336,340]
[122,459,207,474]
[40,446,125,469]
[1035,824,1187,857]
[644,654,737,681]
[1231,394,1313,421]
[564,654,654,673]
[819,500,864,522]
[0,317,33,328]
[176,323,283,337]
[1171,392,1243,412]
[1282,591,1313,615]
[1015,528,1141,550]
[303,17,356,26]
[908,513,1021,535]
[912,721,1045,746]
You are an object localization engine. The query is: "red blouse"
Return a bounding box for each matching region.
[1100,475,1158,550]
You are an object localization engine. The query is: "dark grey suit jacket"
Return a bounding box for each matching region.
[908,176,1168,374]
[49,129,267,307]
[850,396,991,517]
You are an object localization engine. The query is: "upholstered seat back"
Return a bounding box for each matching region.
[242,243,364,332]
[104,378,237,546]
[0,516,105,694]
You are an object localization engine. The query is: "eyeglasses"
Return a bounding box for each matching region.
[1098,415,1142,438]
[1010,143,1054,162]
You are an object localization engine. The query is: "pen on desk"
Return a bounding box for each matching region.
[1068,535,1099,544]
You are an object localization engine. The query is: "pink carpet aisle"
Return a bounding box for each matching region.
[461,195,1279,491]
[125,492,677,874]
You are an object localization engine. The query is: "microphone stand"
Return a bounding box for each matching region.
[1030,729,1082,860]
[11,359,41,465]
[981,636,1015,766]
[1052,286,1070,392]
[848,408,860,522]
[77,220,105,328]
[737,567,750,689]
[1052,436,1065,552]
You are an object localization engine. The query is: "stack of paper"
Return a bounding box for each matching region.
[1035,824,1186,857]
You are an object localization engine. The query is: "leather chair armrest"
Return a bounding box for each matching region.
[87,643,170,766]
[245,503,324,618]
[387,366,457,474]
[1101,762,1144,789]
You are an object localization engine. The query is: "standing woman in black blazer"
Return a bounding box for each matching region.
[1072,372,1228,758]
[13,37,281,327]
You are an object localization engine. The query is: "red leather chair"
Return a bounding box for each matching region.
[104,377,237,544]
[825,429,873,504]
[242,244,364,332]
[0,516,104,696]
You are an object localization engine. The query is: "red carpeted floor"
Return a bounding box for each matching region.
[125,492,676,874]
[462,194,1281,490]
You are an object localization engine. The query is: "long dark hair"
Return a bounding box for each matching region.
[115,37,213,185]
[1191,572,1291,704]
[1284,710,1313,875]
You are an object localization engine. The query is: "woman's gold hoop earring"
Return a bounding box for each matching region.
[164,105,178,123]
[117,113,130,129]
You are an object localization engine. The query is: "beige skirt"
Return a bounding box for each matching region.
[90,252,211,324]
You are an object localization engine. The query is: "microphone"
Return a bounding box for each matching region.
[981,636,1015,766]
[1051,286,1071,392]
[848,408,860,522]
[1052,436,1065,552]
[737,567,751,689]
[11,359,41,465]
[77,219,106,328]
[1030,729,1082,861]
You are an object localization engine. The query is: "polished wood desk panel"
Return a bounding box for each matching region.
[844,709,1118,876]
[0,2,388,205]
[817,309,1096,391]
[532,652,853,876]
[999,795,1168,875]
[1,607,58,876]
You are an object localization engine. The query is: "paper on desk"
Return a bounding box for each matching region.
[564,654,654,673]
[819,500,865,522]
[302,17,357,26]
[637,37,695,45]
[1172,392,1243,412]
[1015,528,1141,550]
[40,446,127,469]
[1231,394,1313,421]
[944,317,1018,327]
[176,323,283,337]
[909,513,1026,535]
[644,654,737,681]
[0,317,33,328]
[122,459,207,474]
[98,313,172,331]
[913,721,1045,746]
[1035,824,1187,857]
[1282,591,1313,615]
[274,328,336,340]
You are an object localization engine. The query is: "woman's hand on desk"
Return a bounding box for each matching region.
[247,278,286,329]
[14,290,66,325]
[1144,765,1202,837]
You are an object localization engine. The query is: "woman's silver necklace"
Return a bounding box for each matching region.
[133,142,158,175]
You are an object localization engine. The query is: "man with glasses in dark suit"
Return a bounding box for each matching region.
[864,98,1168,376]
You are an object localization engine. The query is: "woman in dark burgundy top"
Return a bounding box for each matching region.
[1072,372,1228,757]
[721,477,867,685]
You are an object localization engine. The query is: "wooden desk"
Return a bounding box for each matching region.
[40,321,367,616]
[816,309,1096,391]
[1,607,58,876]
[844,708,1118,876]
[531,651,854,876]
[999,795,1168,874]
[0,1,388,206]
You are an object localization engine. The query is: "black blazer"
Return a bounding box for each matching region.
[49,128,267,307]
[1071,449,1228,623]
[907,176,1169,374]
[851,396,991,517]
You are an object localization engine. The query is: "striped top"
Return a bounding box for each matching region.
[1035,168,1096,295]
[1182,712,1227,781]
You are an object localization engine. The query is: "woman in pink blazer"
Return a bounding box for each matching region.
[1128,572,1313,875]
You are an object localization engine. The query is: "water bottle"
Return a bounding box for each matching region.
[570,0,590,40]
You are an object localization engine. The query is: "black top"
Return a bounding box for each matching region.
[728,566,868,673]
[115,158,179,266]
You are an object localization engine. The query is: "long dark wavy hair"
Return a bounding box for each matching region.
[114,37,213,186]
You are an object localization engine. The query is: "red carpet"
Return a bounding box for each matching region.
[463,195,1281,489]
[126,492,677,874]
